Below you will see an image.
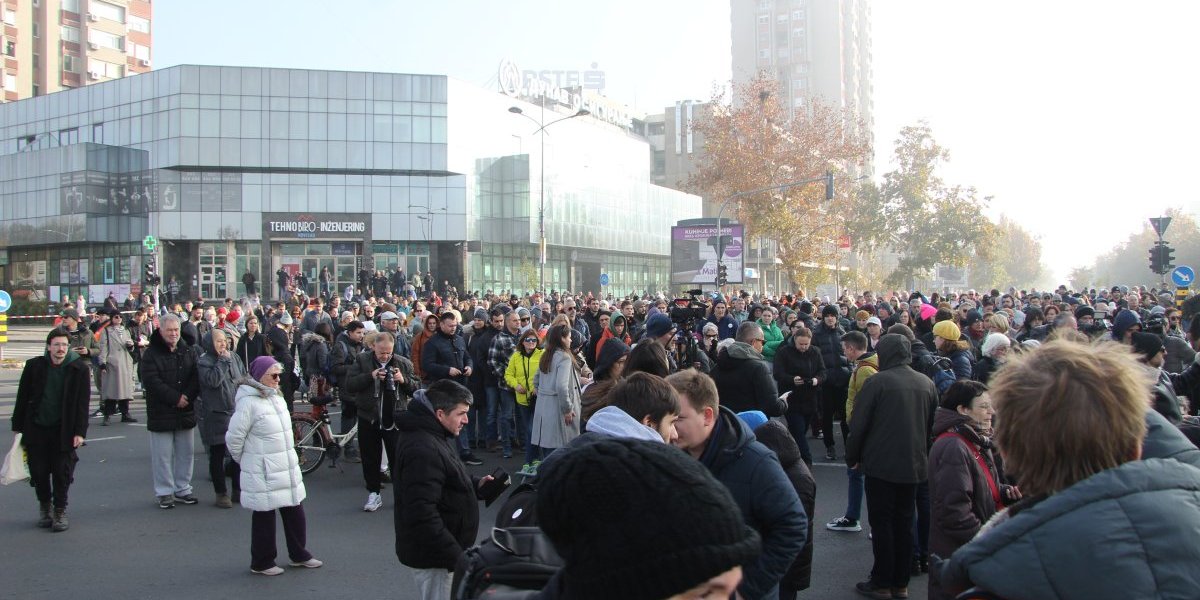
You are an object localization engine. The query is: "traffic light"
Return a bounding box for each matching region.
[1165,244,1176,270]
[1150,245,1162,274]
[144,257,160,285]
[717,263,728,287]
[824,170,835,201]
[1149,241,1175,275]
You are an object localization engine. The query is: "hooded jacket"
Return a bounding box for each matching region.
[225,377,306,512]
[927,408,1004,594]
[700,406,807,600]
[939,458,1200,600]
[584,405,666,443]
[139,329,200,433]
[711,342,785,417]
[197,332,248,447]
[845,352,879,422]
[393,392,481,570]
[758,319,785,361]
[811,320,850,388]
[751,419,816,592]
[594,315,633,362]
[300,332,330,379]
[845,334,939,484]
[12,349,90,452]
[504,343,544,407]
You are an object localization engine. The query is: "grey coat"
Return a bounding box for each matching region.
[197,333,248,447]
[98,325,135,400]
[531,351,582,450]
[939,458,1200,600]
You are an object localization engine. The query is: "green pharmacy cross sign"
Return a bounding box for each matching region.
[143,235,158,252]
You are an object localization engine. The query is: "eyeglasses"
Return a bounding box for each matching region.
[521,317,530,322]
[522,338,538,344]
[751,338,766,344]
[705,334,718,339]
[267,373,281,380]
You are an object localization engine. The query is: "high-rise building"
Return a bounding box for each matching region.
[730,0,873,152]
[2,0,152,102]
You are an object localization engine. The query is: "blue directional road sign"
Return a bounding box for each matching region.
[1172,266,1195,288]
[599,273,610,286]
[0,290,10,313]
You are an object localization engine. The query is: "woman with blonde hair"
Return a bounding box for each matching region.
[938,341,1200,599]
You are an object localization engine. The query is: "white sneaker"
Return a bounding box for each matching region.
[363,492,382,512]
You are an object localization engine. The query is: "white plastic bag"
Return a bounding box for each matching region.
[1,434,30,485]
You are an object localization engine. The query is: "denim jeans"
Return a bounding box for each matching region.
[845,466,865,521]
[484,386,501,445]
[783,410,814,465]
[498,389,516,455]
[517,402,536,464]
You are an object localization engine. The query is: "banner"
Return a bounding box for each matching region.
[670,224,744,285]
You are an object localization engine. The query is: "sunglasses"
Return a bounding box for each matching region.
[267,372,281,380]
[521,317,530,322]
[522,338,538,344]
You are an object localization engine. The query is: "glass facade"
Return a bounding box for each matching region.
[0,66,700,304]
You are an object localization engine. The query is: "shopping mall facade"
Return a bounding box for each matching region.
[0,65,700,305]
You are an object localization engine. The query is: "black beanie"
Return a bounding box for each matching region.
[536,438,761,600]
[822,304,840,318]
[1130,331,1164,362]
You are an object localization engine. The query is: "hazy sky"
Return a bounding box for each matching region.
[155,1,1200,283]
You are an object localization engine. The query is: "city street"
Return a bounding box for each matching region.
[0,326,926,599]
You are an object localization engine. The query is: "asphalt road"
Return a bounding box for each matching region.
[0,325,927,599]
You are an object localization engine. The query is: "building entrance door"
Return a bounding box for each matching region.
[199,255,228,300]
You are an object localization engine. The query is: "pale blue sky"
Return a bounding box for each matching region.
[155,1,1200,283]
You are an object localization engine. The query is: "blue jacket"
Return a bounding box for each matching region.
[940,458,1200,600]
[700,406,807,600]
[698,314,739,340]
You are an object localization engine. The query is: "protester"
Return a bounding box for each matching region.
[197,330,248,508]
[226,357,321,575]
[12,328,91,532]
[505,328,545,474]
[97,308,138,425]
[772,325,824,466]
[139,313,201,509]
[531,324,584,460]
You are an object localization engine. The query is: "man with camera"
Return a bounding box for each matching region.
[347,331,417,513]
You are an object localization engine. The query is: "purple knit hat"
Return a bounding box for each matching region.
[249,356,279,381]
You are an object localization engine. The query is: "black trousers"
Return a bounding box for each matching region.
[22,423,76,510]
[865,476,917,590]
[208,443,241,496]
[281,371,298,414]
[101,399,132,417]
[358,419,398,494]
[821,385,848,451]
[251,505,311,570]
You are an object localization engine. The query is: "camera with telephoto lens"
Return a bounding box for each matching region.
[670,289,708,330]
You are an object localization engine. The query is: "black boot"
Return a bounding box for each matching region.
[102,415,110,426]
[37,502,52,528]
[51,508,68,532]
[121,414,138,423]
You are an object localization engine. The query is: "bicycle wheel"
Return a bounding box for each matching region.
[292,416,328,474]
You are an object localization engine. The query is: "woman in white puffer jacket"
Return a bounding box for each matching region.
[226,356,322,576]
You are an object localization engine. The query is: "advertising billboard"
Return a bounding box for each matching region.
[670,223,744,285]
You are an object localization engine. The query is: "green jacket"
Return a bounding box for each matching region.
[758,320,785,361]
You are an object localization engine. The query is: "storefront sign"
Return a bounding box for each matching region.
[498,59,631,129]
[263,213,371,240]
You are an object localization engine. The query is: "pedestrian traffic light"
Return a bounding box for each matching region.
[717,263,728,287]
[824,171,835,201]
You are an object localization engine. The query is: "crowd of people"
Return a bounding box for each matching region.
[12,281,1200,598]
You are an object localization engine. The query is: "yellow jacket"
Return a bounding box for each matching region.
[504,346,543,407]
[846,352,879,423]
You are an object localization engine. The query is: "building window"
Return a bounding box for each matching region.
[88,30,125,51]
[63,54,77,72]
[128,15,150,33]
[3,41,14,57]
[90,1,126,23]
[88,59,123,78]
[62,0,80,12]
[757,14,769,24]
[129,42,149,60]
[2,73,15,92]
[61,26,80,43]
[2,9,15,26]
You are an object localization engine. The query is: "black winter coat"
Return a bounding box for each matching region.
[267,325,294,373]
[12,354,91,451]
[811,321,850,388]
[700,406,807,600]
[711,342,784,417]
[393,396,481,570]
[845,334,938,484]
[138,329,200,432]
[467,326,498,388]
[752,420,816,592]
[347,351,417,425]
[422,330,472,387]
[772,343,825,416]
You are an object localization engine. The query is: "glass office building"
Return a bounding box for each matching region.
[0,65,700,305]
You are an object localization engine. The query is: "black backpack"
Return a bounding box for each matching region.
[452,527,562,600]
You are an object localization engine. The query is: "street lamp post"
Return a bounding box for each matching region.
[408,203,445,277]
[508,102,590,293]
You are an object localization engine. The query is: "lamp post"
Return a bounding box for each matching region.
[714,172,835,290]
[508,102,590,293]
[408,203,445,275]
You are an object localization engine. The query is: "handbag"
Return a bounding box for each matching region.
[1,434,30,486]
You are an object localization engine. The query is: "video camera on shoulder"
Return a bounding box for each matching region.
[670,290,708,329]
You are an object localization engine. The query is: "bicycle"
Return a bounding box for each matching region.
[292,395,358,475]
